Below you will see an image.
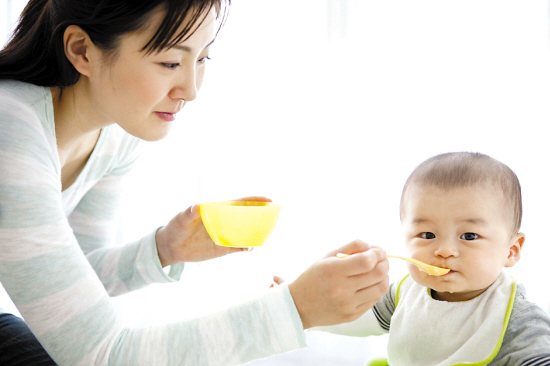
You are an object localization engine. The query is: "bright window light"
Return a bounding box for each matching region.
[1,1,549,364]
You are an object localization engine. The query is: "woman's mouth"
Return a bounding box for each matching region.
[155,112,175,121]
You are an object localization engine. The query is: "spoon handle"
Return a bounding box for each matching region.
[387,254,424,266]
[338,253,430,266]
[386,255,449,276]
[336,253,449,276]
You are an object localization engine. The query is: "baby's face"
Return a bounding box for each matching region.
[401,184,523,302]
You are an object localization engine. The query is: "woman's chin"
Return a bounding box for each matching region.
[125,124,173,142]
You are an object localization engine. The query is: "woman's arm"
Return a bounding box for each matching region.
[0,84,390,366]
[0,88,305,365]
[67,137,185,296]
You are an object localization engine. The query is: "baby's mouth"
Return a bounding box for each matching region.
[441,269,456,276]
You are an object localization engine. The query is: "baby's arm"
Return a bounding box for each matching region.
[311,308,386,336]
[311,281,397,337]
[493,287,550,365]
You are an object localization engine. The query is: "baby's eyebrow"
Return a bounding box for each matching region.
[410,217,488,225]
[411,218,430,224]
[461,218,488,225]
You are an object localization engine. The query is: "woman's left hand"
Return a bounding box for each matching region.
[155,196,271,267]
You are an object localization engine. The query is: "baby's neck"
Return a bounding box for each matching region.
[430,285,493,302]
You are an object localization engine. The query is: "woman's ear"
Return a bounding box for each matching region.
[63,25,96,77]
[504,233,525,267]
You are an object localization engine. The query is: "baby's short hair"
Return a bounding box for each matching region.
[400,152,522,233]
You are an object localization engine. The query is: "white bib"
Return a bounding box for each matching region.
[387,271,516,366]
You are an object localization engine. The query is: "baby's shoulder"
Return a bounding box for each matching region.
[492,284,550,365]
[510,283,548,320]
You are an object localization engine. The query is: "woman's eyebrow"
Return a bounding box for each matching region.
[172,38,216,53]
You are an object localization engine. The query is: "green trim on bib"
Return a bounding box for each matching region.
[394,275,410,308]
[451,277,517,366]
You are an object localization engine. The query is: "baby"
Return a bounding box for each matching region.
[315,152,550,365]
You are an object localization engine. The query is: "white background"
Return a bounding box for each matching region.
[2,1,550,364]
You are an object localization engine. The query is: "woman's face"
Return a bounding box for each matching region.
[88,7,217,141]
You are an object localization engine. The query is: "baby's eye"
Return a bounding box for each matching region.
[460,232,479,240]
[420,232,436,239]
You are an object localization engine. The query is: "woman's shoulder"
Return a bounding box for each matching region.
[0,80,58,168]
[0,79,49,106]
[0,80,52,130]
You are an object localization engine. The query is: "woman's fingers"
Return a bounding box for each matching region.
[336,249,387,276]
[347,258,390,291]
[288,244,390,329]
[355,281,390,307]
[324,239,380,259]
[174,204,201,229]
[325,245,387,277]
[232,196,272,202]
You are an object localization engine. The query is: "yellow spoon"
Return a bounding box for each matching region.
[335,253,450,277]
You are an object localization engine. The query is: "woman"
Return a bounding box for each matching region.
[0,0,389,365]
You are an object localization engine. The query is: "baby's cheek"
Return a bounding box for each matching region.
[407,264,431,286]
[466,267,499,290]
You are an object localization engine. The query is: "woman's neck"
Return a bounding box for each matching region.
[51,81,110,190]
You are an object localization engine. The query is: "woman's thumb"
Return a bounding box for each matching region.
[179,204,201,225]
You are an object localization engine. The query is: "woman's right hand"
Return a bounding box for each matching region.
[288,240,389,330]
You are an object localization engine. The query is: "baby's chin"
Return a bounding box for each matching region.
[409,271,456,292]
[413,277,463,301]
[411,275,487,302]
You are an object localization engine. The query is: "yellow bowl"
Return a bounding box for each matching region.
[199,201,281,248]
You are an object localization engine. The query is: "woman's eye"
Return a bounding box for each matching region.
[460,232,479,240]
[420,232,436,239]
[198,56,211,65]
[161,63,180,70]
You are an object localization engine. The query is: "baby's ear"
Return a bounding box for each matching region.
[504,233,525,268]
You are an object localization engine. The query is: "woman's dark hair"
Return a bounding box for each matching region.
[0,0,230,87]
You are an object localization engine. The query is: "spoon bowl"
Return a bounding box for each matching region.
[336,253,450,277]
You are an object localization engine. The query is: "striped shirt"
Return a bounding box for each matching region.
[0,80,306,365]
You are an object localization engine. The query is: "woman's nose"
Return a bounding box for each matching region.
[170,67,198,102]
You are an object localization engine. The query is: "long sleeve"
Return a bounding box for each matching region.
[66,141,184,296]
[0,80,307,365]
[310,309,387,337]
[490,284,550,365]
